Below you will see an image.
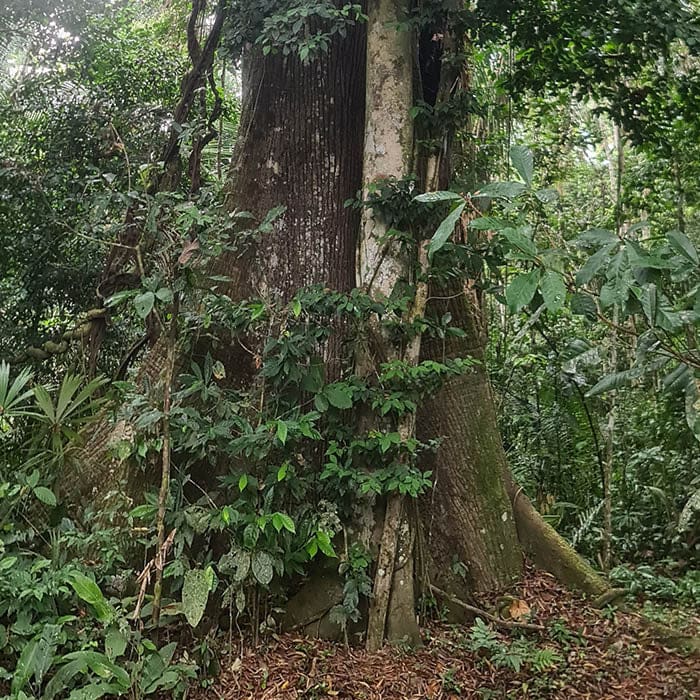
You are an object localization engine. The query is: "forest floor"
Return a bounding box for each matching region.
[195,567,699,700]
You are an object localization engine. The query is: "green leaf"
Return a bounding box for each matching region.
[468,216,507,231]
[570,293,597,320]
[129,504,157,519]
[275,513,295,533]
[182,569,210,627]
[668,230,699,265]
[104,628,127,661]
[12,624,61,694]
[238,474,248,492]
[428,202,465,259]
[291,298,302,317]
[68,574,113,623]
[540,271,567,312]
[33,486,57,507]
[251,551,274,586]
[577,228,617,246]
[155,287,173,303]
[501,227,537,258]
[275,420,288,445]
[505,270,541,313]
[474,181,527,199]
[231,550,251,583]
[104,289,137,308]
[586,369,638,397]
[134,291,155,319]
[44,659,89,700]
[33,624,61,686]
[576,245,614,286]
[510,144,533,186]
[413,190,463,203]
[316,530,337,558]
[324,384,353,410]
[62,651,129,688]
[12,638,39,694]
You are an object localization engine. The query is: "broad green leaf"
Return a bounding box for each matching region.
[505,270,541,313]
[576,245,614,286]
[104,289,137,308]
[155,287,173,303]
[182,569,210,627]
[43,658,89,700]
[540,271,567,312]
[251,551,274,586]
[474,181,527,200]
[68,682,125,699]
[134,291,155,319]
[315,530,337,558]
[105,628,127,661]
[668,230,699,265]
[428,201,465,258]
[129,504,157,519]
[324,384,353,410]
[468,216,507,231]
[275,420,288,445]
[0,556,17,571]
[510,144,533,186]
[272,512,295,533]
[68,574,113,623]
[413,190,463,203]
[576,228,617,246]
[232,550,251,583]
[62,651,129,688]
[501,227,537,258]
[33,486,56,507]
[238,474,248,491]
[586,369,638,397]
[570,293,597,320]
[11,638,38,694]
[33,624,61,686]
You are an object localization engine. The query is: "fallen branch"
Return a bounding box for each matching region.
[429,584,545,633]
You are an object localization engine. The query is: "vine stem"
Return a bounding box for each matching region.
[151,295,179,628]
[428,585,545,633]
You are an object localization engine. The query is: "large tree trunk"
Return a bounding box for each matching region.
[220,40,366,301]
[75,0,611,644]
[419,285,523,599]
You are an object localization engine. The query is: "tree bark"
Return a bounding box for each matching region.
[419,285,523,599]
[358,0,421,650]
[220,41,366,302]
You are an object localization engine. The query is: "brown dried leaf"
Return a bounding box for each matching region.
[509,598,531,620]
[178,239,200,265]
